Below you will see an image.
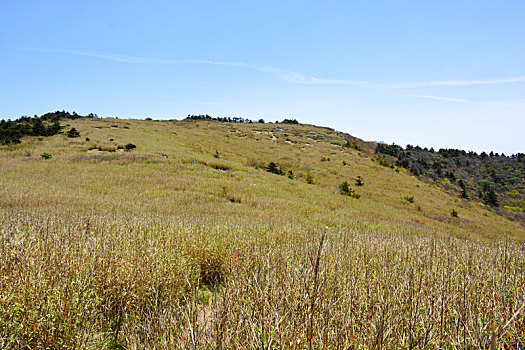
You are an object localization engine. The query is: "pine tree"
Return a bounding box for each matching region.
[266,162,284,175]
[66,127,80,138]
[458,179,469,199]
[266,162,278,173]
[483,189,499,207]
[31,119,45,136]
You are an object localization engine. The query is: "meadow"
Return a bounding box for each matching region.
[1,117,524,348]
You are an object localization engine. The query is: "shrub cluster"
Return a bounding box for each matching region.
[339,181,360,198]
[1,111,99,145]
[186,114,261,123]
[373,157,394,168]
[344,141,362,151]
[280,118,299,124]
[1,117,61,145]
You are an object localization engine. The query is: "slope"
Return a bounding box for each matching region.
[1,116,524,348]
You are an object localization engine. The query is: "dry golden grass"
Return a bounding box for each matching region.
[1,117,524,348]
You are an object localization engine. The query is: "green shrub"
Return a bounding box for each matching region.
[339,181,350,194]
[375,157,393,168]
[266,162,284,175]
[403,196,415,204]
[345,141,362,151]
[355,176,364,186]
[305,174,315,184]
[40,152,52,159]
[339,181,360,198]
[450,209,459,217]
[504,205,523,213]
[287,170,295,179]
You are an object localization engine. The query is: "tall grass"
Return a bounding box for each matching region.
[1,212,523,348]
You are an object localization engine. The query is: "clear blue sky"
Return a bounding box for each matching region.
[1,0,524,154]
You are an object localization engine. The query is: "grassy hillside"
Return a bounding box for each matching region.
[1,116,524,348]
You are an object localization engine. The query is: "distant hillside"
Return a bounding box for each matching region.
[375,143,525,224]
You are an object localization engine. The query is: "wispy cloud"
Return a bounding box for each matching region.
[17,47,525,89]
[412,95,518,107]
[395,77,525,88]
[482,101,511,107]
[412,95,469,103]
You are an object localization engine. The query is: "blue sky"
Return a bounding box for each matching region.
[1,0,524,154]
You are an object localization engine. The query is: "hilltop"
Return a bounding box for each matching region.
[1,112,524,348]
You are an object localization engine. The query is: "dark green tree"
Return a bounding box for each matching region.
[266,162,284,175]
[66,127,80,138]
[340,181,350,194]
[31,119,45,136]
[458,179,469,199]
[48,121,61,135]
[483,189,499,207]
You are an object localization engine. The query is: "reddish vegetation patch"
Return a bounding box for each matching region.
[410,217,426,225]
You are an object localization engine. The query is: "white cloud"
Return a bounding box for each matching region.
[16,47,525,89]
[482,101,511,107]
[412,95,469,103]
